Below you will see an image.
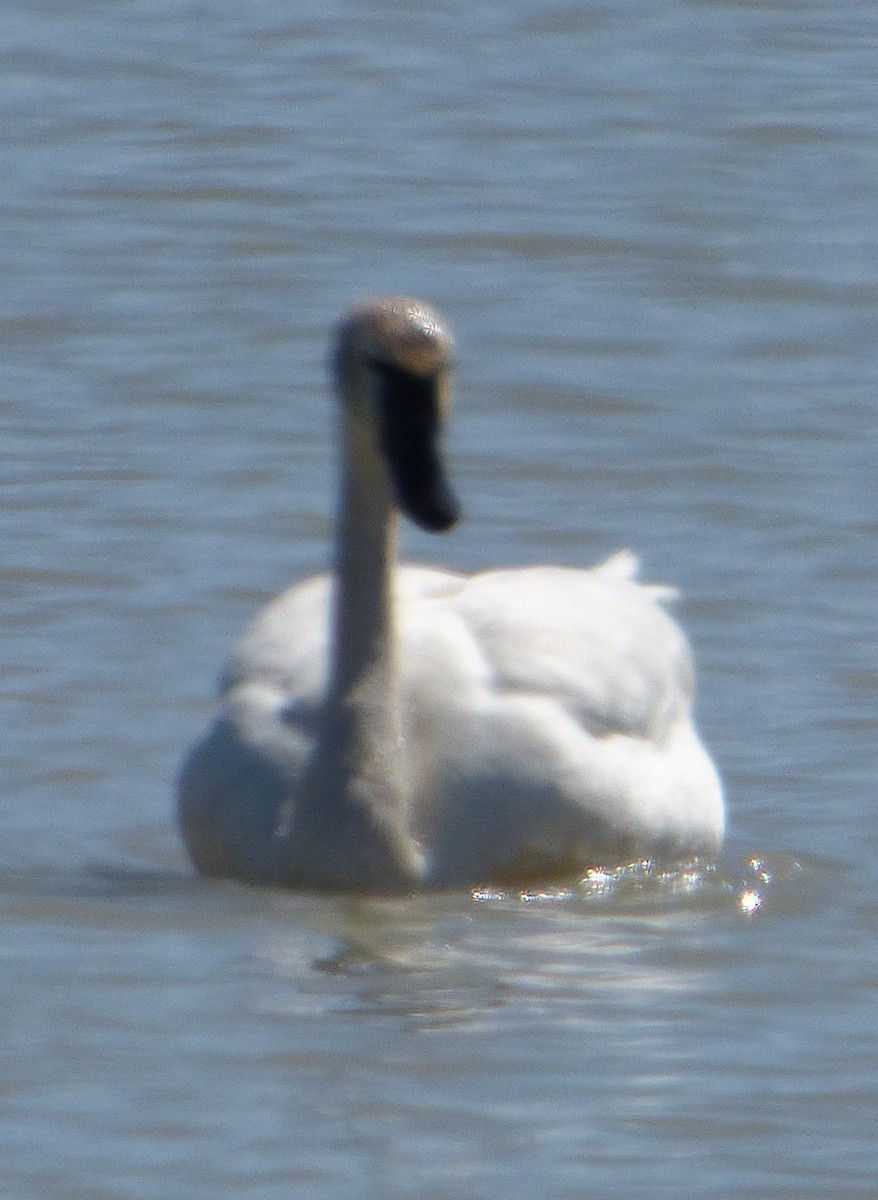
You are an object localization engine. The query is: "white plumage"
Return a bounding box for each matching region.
[178,297,723,892]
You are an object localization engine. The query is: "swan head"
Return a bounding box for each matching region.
[334,296,460,533]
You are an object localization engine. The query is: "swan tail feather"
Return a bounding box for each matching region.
[597,549,679,605]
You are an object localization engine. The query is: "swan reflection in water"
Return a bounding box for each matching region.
[177,297,724,893]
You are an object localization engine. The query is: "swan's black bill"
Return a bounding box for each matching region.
[372,360,461,534]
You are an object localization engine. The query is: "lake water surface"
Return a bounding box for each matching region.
[2,1,878,1196]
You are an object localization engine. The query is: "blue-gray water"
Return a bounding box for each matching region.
[2,1,877,1196]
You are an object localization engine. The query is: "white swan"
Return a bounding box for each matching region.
[178,296,724,892]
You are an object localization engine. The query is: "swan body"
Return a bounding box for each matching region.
[178,297,723,892]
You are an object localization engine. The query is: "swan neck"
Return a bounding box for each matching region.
[291,424,423,890]
[329,430,399,701]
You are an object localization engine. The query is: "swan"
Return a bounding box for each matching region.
[177,296,724,893]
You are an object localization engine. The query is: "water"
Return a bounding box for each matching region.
[2,0,877,1195]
